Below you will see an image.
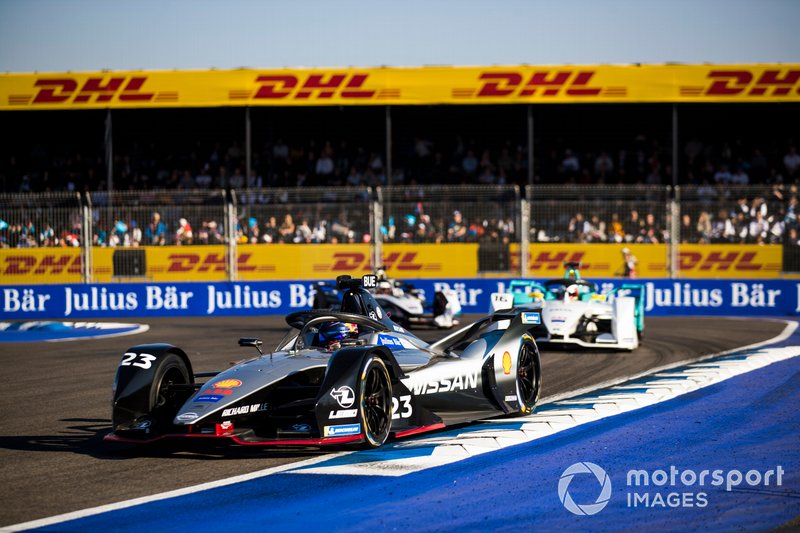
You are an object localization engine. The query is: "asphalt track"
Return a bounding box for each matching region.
[0,315,787,527]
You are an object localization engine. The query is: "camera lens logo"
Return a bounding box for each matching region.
[558,462,612,515]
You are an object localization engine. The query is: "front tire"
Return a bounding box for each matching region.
[359,355,392,448]
[112,352,190,431]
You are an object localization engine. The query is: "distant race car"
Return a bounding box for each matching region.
[106,275,541,449]
[313,271,461,329]
[490,263,644,351]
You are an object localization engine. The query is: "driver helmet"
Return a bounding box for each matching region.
[376,280,393,295]
[565,284,580,302]
[318,322,358,350]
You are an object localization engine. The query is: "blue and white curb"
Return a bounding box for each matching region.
[0,321,149,343]
[289,320,798,476]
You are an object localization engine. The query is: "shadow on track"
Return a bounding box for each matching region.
[0,418,323,461]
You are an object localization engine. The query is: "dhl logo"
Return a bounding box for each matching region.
[453,70,626,99]
[312,252,440,272]
[680,69,800,98]
[229,73,400,101]
[678,251,780,271]
[512,252,596,271]
[158,253,274,273]
[8,76,178,106]
[3,254,82,275]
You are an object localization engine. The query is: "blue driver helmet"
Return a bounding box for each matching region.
[318,322,358,343]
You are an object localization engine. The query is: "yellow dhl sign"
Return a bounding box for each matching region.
[0,243,783,283]
[0,243,478,283]
[511,244,783,279]
[3,64,800,110]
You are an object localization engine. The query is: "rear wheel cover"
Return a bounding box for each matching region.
[359,356,392,448]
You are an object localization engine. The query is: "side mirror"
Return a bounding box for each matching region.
[238,337,263,355]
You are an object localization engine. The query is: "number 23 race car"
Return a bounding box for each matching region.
[106,275,541,449]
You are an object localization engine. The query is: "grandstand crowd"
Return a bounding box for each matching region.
[2,105,800,248]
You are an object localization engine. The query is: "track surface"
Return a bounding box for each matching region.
[0,315,786,527]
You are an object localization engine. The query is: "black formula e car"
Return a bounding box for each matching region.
[106,275,541,449]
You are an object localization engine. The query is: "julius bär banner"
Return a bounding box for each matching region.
[2,64,800,109]
[511,244,783,279]
[1,279,798,319]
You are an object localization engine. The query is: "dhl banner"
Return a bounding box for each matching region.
[0,243,782,284]
[678,244,782,278]
[0,243,478,284]
[512,243,669,278]
[511,244,784,279]
[3,64,800,110]
[0,248,96,284]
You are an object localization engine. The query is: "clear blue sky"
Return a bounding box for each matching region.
[0,0,797,73]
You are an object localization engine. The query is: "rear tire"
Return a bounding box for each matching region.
[514,341,541,415]
[359,355,392,448]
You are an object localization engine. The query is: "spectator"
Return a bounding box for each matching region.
[748,211,770,243]
[195,165,213,188]
[696,211,713,243]
[278,214,296,243]
[144,212,167,245]
[609,213,625,243]
[229,168,245,189]
[562,149,580,177]
[447,210,467,241]
[315,152,335,177]
[594,151,614,178]
[713,164,732,184]
[462,151,478,176]
[731,166,749,185]
[620,247,638,278]
[784,146,800,176]
[176,218,193,245]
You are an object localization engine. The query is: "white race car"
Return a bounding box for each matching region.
[314,275,461,329]
[372,278,461,329]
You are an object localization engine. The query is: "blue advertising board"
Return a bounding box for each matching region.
[1,278,798,320]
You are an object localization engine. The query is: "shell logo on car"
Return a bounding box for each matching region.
[502,351,512,375]
[212,379,242,389]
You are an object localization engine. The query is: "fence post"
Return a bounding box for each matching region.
[227,190,238,281]
[81,192,93,284]
[372,187,383,270]
[670,186,680,279]
[520,194,530,277]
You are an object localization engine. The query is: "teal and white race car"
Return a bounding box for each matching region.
[490,263,644,351]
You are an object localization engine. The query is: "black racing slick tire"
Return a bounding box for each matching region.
[358,355,392,448]
[514,341,541,415]
[112,352,191,431]
[149,354,191,417]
